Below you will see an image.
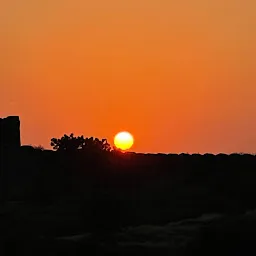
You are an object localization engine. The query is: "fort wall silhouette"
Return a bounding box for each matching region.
[0,116,21,152]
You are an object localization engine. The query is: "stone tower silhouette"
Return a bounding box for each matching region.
[0,116,21,203]
[0,116,21,152]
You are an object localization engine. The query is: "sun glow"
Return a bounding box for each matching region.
[114,131,134,151]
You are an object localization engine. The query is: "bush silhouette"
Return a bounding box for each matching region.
[33,145,45,151]
[82,137,112,153]
[50,133,111,152]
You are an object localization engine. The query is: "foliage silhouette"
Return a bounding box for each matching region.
[82,137,111,153]
[50,133,111,152]
[33,145,45,151]
[50,133,85,151]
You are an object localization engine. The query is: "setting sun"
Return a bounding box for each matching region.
[114,132,134,151]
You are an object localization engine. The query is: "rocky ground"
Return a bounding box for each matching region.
[2,201,256,255]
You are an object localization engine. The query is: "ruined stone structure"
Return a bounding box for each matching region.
[0,116,21,152]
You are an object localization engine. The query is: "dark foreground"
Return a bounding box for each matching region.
[2,203,256,255]
[1,149,256,255]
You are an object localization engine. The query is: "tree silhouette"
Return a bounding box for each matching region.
[82,137,112,153]
[50,133,112,152]
[50,133,84,151]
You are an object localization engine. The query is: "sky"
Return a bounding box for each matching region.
[1,0,256,153]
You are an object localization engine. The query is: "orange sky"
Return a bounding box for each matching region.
[1,0,256,153]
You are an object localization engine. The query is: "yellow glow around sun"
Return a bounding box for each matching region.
[114,131,134,151]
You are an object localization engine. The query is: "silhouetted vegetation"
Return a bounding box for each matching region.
[50,133,111,152]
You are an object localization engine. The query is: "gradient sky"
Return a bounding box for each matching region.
[1,0,256,153]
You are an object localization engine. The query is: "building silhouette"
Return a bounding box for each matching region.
[0,116,21,153]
